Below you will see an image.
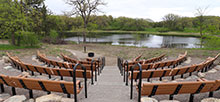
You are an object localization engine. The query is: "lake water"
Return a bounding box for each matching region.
[65,34,202,48]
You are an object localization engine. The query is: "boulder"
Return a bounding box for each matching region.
[198,72,206,78]
[36,94,62,102]
[2,56,10,63]
[160,100,180,102]
[201,98,220,102]
[3,66,13,70]
[141,97,158,102]
[3,95,26,102]
[0,93,11,102]
[185,75,199,81]
[207,69,217,73]
[24,99,34,102]
[214,65,220,71]
[61,98,74,102]
[174,78,184,82]
[184,57,191,64]
[151,80,162,83]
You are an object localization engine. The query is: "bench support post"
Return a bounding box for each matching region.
[209,92,213,97]
[29,90,33,98]
[169,95,174,100]
[12,87,16,95]
[31,71,34,76]
[67,94,71,98]
[0,84,4,93]
[189,94,194,102]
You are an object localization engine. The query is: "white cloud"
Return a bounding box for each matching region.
[45,0,220,21]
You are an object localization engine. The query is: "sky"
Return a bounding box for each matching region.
[45,0,220,22]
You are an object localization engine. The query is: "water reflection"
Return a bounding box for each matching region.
[65,34,201,48]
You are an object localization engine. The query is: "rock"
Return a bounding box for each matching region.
[2,56,10,63]
[32,56,38,62]
[207,69,217,73]
[160,100,180,102]
[184,57,191,64]
[61,98,74,102]
[36,94,62,102]
[151,80,162,83]
[3,66,13,70]
[201,98,220,102]
[141,97,158,102]
[0,93,11,102]
[214,65,220,71]
[198,72,206,78]
[24,99,34,102]
[174,78,184,82]
[21,72,31,78]
[3,95,26,102]
[185,75,199,81]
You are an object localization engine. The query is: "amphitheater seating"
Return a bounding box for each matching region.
[0,74,84,102]
[130,55,217,82]
[123,51,187,85]
[7,52,97,85]
[130,53,220,102]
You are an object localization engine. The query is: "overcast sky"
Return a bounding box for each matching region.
[45,0,220,22]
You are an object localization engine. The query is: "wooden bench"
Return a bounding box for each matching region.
[124,52,187,85]
[129,57,216,82]
[8,53,97,85]
[0,74,84,102]
[136,80,216,102]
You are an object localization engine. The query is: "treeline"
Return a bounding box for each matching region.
[0,0,63,46]
[46,14,220,35]
[1,0,220,47]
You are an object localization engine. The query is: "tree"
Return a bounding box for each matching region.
[195,7,209,37]
[0,0,27,45]
[162,13,180,30]
[64,0,106,42]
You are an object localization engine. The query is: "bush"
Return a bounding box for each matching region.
[20,31,39,46]
[49,30,59,43]
[203,35,220,48]
[156,28,170,32]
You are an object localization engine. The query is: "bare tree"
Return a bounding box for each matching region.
[64,0,106,42]
[195,7,209,37]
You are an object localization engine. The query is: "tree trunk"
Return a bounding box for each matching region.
[17,36,20,46]
[83,23,87,43]
[200,25,203,37]
[11,32,16,45]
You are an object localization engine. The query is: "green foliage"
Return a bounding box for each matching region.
[19,31,40,46]
[203,35,220,48]
[157,28,170,32]
[49,30,59,43]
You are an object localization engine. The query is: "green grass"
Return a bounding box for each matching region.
[0,44,40,50]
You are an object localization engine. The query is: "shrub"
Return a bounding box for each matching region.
[49,30,59,43]
[156,28,170,32]
[203,35,220,48]
[20,31,39,46]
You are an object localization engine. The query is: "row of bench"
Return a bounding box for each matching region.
[120,51,187,85]
[36,51,105,84]
[5,52,105,102]
[128,53,220,102]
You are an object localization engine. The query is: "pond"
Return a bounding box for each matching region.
[65,34,202,48]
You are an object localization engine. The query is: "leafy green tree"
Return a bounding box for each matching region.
[162,13,181,31]
[0,0,27,45]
